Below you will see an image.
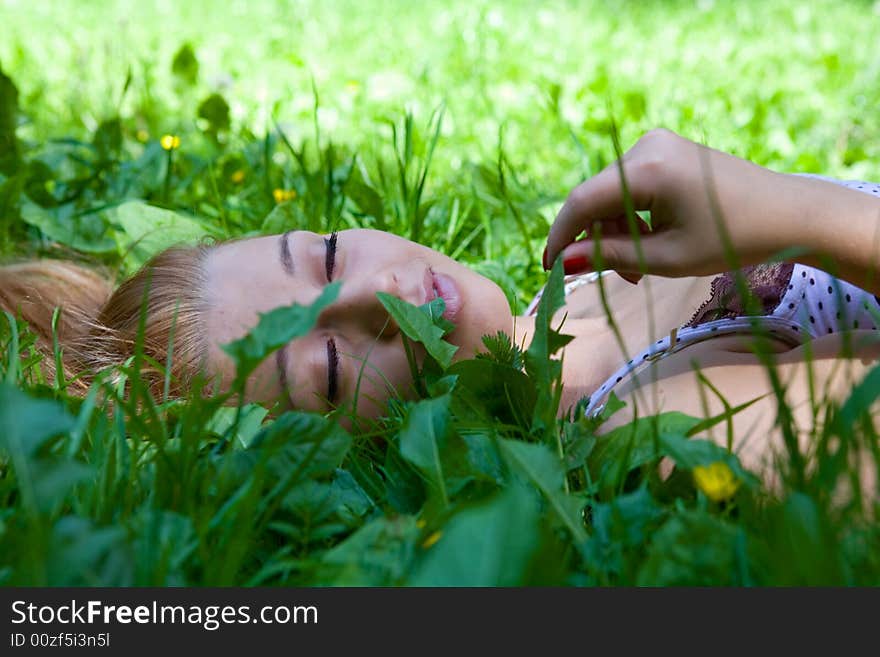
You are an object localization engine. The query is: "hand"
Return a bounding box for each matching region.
[544,128,797,281]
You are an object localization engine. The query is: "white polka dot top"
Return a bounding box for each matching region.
[526,176,880,418]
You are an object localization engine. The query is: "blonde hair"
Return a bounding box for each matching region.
[0,245,213,395]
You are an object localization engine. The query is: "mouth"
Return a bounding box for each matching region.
[425,267,463,323]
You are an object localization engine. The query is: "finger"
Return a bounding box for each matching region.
[559,234,673,277]
[543,210,652,269]
[601,213,653,237]
[545,158,656,270]
[617,271,643,285]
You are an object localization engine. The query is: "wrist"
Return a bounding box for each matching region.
[710,162,803,266]
[776,173,880,286]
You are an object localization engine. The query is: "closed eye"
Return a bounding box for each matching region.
[324,231,339,281]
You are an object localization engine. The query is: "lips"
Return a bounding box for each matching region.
[429,269,462,323]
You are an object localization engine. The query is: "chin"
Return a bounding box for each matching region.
[427,253,512,358]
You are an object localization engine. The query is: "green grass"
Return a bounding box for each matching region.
[1,0,879,585]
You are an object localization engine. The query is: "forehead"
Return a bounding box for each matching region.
[202,234,317,395]
[204,235,295,342]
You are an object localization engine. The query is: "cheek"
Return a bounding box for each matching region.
[455,280,512,354]
[344,341,423,417]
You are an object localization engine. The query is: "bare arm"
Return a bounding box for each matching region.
[544,129,880,294]
[782,173,880,292]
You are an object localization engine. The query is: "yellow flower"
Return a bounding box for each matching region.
[421,531,442,549]
[136,129,149,143]
[230,169,246,184]
[693,461,740,502]
[160,134,181,151]
[272,188,297,204]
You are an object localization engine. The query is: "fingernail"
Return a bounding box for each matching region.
[542,246,549,271]
[618,272,642,285]
[563,254,591,275]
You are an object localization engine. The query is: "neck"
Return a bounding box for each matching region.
[510,313,615,414]
[511,274,719,415]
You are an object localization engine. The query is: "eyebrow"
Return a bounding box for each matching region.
[279,230,295,275]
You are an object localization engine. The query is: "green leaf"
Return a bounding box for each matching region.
[475,330,524,369]
[590,411,702,492]
[766,493,841,585]
[591,411,758,492]
[0,385,82,515]
[660,433,755,485]
[832,361,880,436]
[280,480,345,529]
[30,460,93,513]
[581,487,666,583]
[448,358,535,426]
[21,201,116,253]
[524,257,572,435]
[0,384,75,458]
[407,485,540,586]
[171,43,199,85]
[637,510,744,586]
[47,517,127,586]
[23,159,58,207]
[524,256,569,373]
[93,117,122,161]
[105,200,211,273]
[590,487,665,549]
[597,390,626,422]
[221,282,339,387]
[561,420,597,472]
[461,431,505,484]
[253,410,352,479]
[198,93,231,133]
[376,292,458,368]
[321,515,419,585]
[260,198,307,234]
[0,173,24,228]
[329,468,376,523]
[345,173,385,223]
[398,393,452,504]
[205,404,269,449]
[0,64,20,175]
[383,447,426,515]
[498,439,587,542]
[278,471,373,542]
[132,509,197,584]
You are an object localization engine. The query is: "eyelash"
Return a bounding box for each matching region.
[326,338,339,404]
[324,231,339,281]
[324,232,340,404]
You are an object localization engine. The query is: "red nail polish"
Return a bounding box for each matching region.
[563,254,590,275]
[542,246,549,270]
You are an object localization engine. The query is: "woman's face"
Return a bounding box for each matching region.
[204,229,513,418]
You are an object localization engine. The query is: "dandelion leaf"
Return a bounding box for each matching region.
[407,484,540,586]
[377,293,457,369]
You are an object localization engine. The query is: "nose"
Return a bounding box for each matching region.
[320,269,403,339]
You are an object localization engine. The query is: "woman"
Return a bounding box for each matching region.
[3,129,879,480]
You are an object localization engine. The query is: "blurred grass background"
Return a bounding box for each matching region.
[5,0,880,180]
